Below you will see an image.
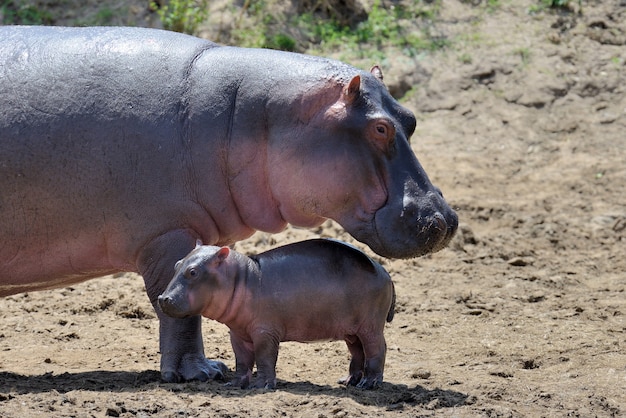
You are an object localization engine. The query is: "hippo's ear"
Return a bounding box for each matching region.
[370,65,384,82]
[216,247,230,263]
[343,75,361,104]
[195,239,203,249]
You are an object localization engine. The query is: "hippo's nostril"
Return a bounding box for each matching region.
[434,214,446,231]
[158,295,171,309]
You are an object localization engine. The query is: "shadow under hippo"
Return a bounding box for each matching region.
[0,26,458,382]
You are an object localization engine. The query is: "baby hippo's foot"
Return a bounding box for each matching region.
[226,371,252,389]
[356,375,383,390]
[252,377,276,390]
[338,372,382,389]
[338,372,363,387]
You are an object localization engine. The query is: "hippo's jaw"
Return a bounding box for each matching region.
[374,188,457,259]
[345,187,457,259]
[158,294,195,319]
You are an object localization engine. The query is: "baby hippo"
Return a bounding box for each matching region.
[158,238,395,390]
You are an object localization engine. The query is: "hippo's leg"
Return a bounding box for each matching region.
[338,335,365,386]
[355,333,386,390]
[251,332,280,389]
[138,229,228,383]
[228,331,254,389]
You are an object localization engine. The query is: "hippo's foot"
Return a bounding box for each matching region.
[226,371,252,389]
[225,375,275,390]
[338,372,363,387]
[355,376,383,390]
[161,354,229,383]
[252,378,276,390]
[338,373,382,390]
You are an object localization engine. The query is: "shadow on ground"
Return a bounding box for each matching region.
[0,370,469,410]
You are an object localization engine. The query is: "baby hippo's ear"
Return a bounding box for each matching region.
[216,247,230,263]
[195,239,203,248]
[174,259,183,271]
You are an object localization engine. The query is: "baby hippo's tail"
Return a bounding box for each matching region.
[386,281,396,323]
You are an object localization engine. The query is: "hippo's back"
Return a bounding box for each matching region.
[248,239,394,342]
[0,26,219,289]
[0,26,215,131]
[252,239,391,292]
[254,239,379,273]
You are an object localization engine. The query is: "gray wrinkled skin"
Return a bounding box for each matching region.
[159,239,396,389]
[0,26,457,382]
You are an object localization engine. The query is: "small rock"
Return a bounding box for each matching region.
[106,408,121,417]
[411,369,431,379]
[508,257,529,266]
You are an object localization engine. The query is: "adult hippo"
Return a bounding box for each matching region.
[0,26,457,383]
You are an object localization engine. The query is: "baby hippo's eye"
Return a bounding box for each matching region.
[186,267,198,279]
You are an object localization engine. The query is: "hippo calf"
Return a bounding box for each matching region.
[158,239,395,389]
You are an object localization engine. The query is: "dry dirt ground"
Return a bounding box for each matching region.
[0,1,625,417]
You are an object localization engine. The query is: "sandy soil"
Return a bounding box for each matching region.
[0,1,624,416]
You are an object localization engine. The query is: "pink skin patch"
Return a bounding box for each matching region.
[188,291,197,313]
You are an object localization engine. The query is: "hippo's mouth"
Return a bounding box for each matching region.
[373,208,457,258]
[345,189,458,259]
[158,294,194,319]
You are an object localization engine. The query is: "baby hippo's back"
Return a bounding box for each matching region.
[250,239,395,342]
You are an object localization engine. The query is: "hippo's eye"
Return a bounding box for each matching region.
[371,120,395,152]
[186,267,198,279]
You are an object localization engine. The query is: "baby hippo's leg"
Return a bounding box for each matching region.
[252,332,280,389]
[228,332,254,389]
[356,333,387,389]
[338,335,365,386]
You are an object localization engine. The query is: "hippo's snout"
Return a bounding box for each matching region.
[405,197,458,250]
[367,189,458,259]
[403,190,458,236]
[158,294,191,319]
[401,201,456,255]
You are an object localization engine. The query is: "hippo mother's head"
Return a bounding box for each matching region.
[263,64,457,259]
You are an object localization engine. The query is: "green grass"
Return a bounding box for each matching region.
[459,52,473,64]
[515,47,531,66]
[295,0,447,60]
[1,0,53,24]
[227,0,448,61]
[151,0,208,35]
[528,0,581,14]
[1,0,451,63]
[94,7,114,24]
[485,0,501,13]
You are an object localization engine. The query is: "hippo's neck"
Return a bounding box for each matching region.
[186,47,352,240]
[208,255,259,328]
